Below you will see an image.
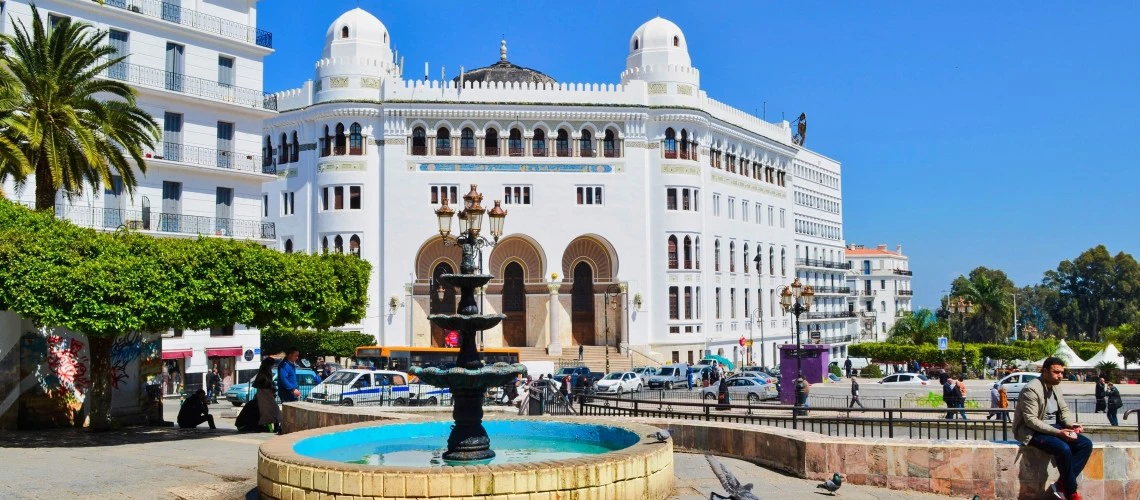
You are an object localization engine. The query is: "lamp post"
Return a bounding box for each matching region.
[602,284,622,374]
[780,277,814,412]
[948,296,974,378]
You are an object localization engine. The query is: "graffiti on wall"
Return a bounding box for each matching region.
[19,332,92,397]
[109,332,143,390]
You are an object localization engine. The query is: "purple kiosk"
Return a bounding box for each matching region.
[778,344,830,404]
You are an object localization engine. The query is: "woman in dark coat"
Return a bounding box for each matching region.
[1095,376,1107,413]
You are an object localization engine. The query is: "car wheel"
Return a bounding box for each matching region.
[427,397,438,406]
[231,401,243,407]
[666,382,674,390]
[703,393,717,401]
[748,393,760,403]
[340,398,354,406]
[394,398,407,406]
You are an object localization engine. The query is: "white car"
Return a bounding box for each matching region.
[701,377,779,403]
[596,371,643,394]
[306,369,449,406]
[877,373,929,386]
[997,372,1040,401]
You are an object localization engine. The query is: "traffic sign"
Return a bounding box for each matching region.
[810,331,821,341]
[938,337,948,351]
[739,337,746,347]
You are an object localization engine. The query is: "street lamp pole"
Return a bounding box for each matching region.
[780,278,814,412]
[948,296,974,378]
[602,284,622,374]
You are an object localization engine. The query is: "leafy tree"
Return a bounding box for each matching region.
[886,308,948,345]
[1043,245,1140,341]
[1014,284,1062,338]
[0,5,159,210]
[944,267,1015,343]
[860,364,882,378]
[261,329,376,360]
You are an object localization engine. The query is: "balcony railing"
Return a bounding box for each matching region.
[796,258,853,270]
[52,205,275,240]
[899,290,914,296]
[436,146,452,156]
[104,61,277,110]
[411,144,427,155]
[485,146,499,156]
[99,0,273,48]
[460,147,476,156]
[894,269,914,276]
[152,142,272,175]
[508,146,525,157]
[802,311,858,320]
[812,286,852,294]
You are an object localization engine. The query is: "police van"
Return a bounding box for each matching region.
[306,369,449,406]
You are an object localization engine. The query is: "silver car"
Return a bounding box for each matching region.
[701,377,778,403]
[997,372,1040,401]
[647,365,688,389]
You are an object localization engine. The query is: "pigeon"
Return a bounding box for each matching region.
[646,430,672,443]
[817,472,843,495]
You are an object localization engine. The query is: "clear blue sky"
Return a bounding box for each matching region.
[259,1,1140,309]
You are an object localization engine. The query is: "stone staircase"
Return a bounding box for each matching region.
[517,345,644,374]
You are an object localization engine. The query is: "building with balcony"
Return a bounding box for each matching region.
[260,9,853,368]
[845,244,913,341]
[0,0,275,397]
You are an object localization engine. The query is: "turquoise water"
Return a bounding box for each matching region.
[293,420,640,467]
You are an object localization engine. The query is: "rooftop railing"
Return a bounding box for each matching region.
[99,0,273,48]
[104,61,277,110]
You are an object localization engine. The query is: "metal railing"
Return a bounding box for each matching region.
[899,290,914,296]
[812,286,852,294]
[103,61,277,110]
[153,142,271,174]
[803,311,858,320]
[894,269,914,276]
[53,205,275,240]
[99,0,273,48]
[796,258,853,270]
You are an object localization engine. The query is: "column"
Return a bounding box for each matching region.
[619,283,629,354]
[546,282,562,355]
[404,283,414,346]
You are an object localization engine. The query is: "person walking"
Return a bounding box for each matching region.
[1014,357,1092,500]
[206,368,221,404]
[255,356,282,433]
[1106,382,1122,427]
[177,389,216,429]
[988,382,1002,420]
[848,377,864,409]
[844,358,853,379]
[686,365,693,391]
[1094,376,1106,414]
[277,347,302,403]
[560,375,573,406]
[578,344,584,362]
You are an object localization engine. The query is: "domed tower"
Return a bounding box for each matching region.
[621,17,699,89]
[315,8,400,103]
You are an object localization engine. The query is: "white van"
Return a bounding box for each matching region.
[306,369,449,406]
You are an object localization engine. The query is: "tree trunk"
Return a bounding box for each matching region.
[86,335,114,432]
[33,156,55,211]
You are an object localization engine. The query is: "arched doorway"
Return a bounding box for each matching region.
[430,262,456,347]
[571,262,596,345]
[501,262,527,347]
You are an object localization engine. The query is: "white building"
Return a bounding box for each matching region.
[792,149,857,359]
[845,244,913,341]
[260,9,850,367]
[1,0,276,394]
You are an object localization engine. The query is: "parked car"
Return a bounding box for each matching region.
[647,364,689,389]
[632,366,659,384]
[996,372,1040,401]
[596,371,643,395]
[554,366,602,388]
[734,371,776,385]
[306,369,449,406]
[877,373,929,386]
[224,366,320,406]
[701,377,779,403]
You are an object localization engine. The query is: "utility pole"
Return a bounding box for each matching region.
[1011,293,1020,342]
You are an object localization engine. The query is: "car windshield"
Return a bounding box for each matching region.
[556,368,576,375]
[603,373,623,380]
[917,375,929,381]
[324,372,357,385]
[658,368,676,376]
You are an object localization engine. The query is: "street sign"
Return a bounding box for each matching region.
[745,340,753,347]
[810,331,821,341]
[938,337,948,351]
[739,337,746,347]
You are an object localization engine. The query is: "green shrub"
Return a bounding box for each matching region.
[861,364,883,378]
[829,364,843,378]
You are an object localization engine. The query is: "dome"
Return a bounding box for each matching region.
[629,17,688,55]
[323,8,391,59]
[623,16,697,86]
[453,39,555,86]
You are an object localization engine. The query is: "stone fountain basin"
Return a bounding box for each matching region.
[427,314,506,332]
[257,417,675,499]
[410,363,527,390]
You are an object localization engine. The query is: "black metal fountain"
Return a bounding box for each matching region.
[410,185,527,462]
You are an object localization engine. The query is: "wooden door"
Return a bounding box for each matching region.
[430,263,456,347]
[571,262,595,345]
[501,262,527,347]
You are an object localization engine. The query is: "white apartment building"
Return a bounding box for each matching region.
[260,9,851,368]
[1,0,276,394]
[845,244,913,341]
[792,149,856,360]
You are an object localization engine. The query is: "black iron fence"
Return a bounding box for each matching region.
[154,142,271,174]
[803,311,858,319]
[103,61,277,110]
[796,258,852,270]
[53,205,275,240]
[100,0,273,48]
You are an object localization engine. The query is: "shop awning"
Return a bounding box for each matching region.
[161,349,193,360]
[206,347,243,357]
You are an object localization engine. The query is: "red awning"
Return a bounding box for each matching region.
[162,349,193,360]
[206,347,243,357]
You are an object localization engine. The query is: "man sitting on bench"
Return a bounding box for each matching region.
[1013,357,1091,500]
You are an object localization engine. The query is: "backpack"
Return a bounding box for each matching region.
[958,383,967,397]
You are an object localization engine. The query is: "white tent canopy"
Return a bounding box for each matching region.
[1085,343,1140,370]
[1030,340,1094,370]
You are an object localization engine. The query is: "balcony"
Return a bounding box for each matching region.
[898,290,914,296]
[802,311,858,320]
[152,142,272,175]
[104,62,277,110]
[796,258,853,270]
[98,0,273,48]
[812,286,852,295]
[893,269,913,276]
[508,146,525,157]
[485,146,499,156]
[52,205,275,240]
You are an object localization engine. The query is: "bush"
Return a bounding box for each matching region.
[861,364,883,378]
[829,364,843,378]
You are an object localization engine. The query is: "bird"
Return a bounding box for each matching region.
[817,472,843,495]
[646,430,672,443]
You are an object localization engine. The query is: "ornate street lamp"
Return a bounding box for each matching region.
[780,277,814,413]
[949,296,974,378]
[603,284,623,374]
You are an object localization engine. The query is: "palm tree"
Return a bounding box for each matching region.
[959,274,1013,343]
[0,52,30,194]
[1,5,159,210]
[887,308,949,345]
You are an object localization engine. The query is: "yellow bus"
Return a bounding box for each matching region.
[353,346,520,372]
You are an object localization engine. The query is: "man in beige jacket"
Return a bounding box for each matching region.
[1013,357,1092,500]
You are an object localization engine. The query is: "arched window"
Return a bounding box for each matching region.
[341,26,349,38]
[714,239,721,272]
[508,128,523,156]
[263,135,273,166]
[321,125,331,157]
[431,263,457,346]
[667,235,678,269]
[321,236,328,254]
[781,248,787,276]
[664,128,676,158]
[460,128,475,156]
[555,129,570,157]
[436,127,451,155]
[279,133,288,164]
[411,127,426,155]
[684,286,692,320]
[603,129,617,158]
[679,129,689,159]
[770,290,776,317]
[349,123,363,155]
[290,131,299,162]
[579,129,593,157]
[533,129,547,156]
[633,37,639,50]
[334,123,346,155]
[769,247,775,275]
[349,235,360,256]
[484,128,499,156]
[334,235,344,254]
[673,35,679,47]
[284,239,293,253]
[743,244,750,273]
[729,242,736,273]
[755,245,762,273]
[683,236,692,269]
[694,237,701,269]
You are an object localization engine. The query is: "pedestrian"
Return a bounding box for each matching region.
[988,382,1002,420]
[206,368,221,404]
[561,375,573,405]
[848,377,864,409]
[702,369,710,388]
[578,344,584,362]
[1106,382,1122,427]
[177,389,216,429]
[844,358,853,379]
[716,377,731,410]
[1014,357,1091,500]
[276,347,301,403]
[254,356,282,432]
[1094,376,1106,413]
[686,365,693,391]
[942,374,966,419]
